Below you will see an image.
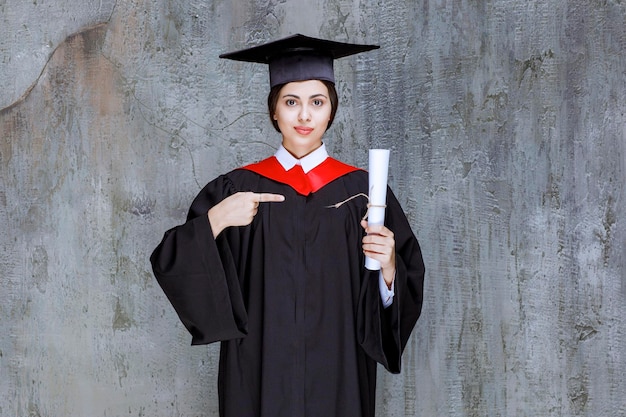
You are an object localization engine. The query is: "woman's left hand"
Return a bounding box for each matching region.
[361,220,396,288]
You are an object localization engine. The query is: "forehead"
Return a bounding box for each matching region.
[279,80,329,96]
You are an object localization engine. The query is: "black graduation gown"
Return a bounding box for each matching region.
[150,157,425,417]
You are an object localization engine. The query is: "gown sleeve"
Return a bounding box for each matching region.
[357,187,425,373]
[150,175,248,345]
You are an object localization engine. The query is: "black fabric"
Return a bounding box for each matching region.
[150,168,425,417]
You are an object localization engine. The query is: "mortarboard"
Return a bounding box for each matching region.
[219,34,379,87]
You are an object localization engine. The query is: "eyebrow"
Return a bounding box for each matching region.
[281,93,329,99]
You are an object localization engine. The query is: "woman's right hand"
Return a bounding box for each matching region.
[207,192,285,238]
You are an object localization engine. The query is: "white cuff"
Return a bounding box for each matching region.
[379,270,395,308]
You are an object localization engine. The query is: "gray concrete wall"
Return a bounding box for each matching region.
[1,0,624,416]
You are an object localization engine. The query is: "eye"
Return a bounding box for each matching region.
[285,99,297,106]
[312,99,324,106]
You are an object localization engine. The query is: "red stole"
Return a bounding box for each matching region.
[240,156,361,196]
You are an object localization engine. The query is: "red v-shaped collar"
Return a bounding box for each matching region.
[240,156,361,196]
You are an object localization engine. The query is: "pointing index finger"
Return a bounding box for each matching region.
[256,193,285,203]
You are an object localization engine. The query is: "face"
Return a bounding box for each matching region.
[273,80,332,158]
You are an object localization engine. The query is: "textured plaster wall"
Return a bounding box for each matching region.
[1,0,625,416]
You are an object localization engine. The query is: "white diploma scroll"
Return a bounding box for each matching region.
[365,149,390,271]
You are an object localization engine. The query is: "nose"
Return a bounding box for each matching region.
[298,105,311,122]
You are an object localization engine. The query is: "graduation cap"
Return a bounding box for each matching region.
[219,34,379,87]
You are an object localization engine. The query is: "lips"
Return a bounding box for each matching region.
[294,126,313,135]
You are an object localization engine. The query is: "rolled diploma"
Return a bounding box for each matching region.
[365,149,390,270]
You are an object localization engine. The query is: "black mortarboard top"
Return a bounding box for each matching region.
[219,34,379,87]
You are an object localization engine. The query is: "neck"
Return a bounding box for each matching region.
[282,142,323,159]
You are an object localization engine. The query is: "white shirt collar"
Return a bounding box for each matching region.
[274,143,328,174]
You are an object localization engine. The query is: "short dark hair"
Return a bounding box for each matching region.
[267,80,339,133]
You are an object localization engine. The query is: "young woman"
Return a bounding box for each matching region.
[151,34,425,417]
